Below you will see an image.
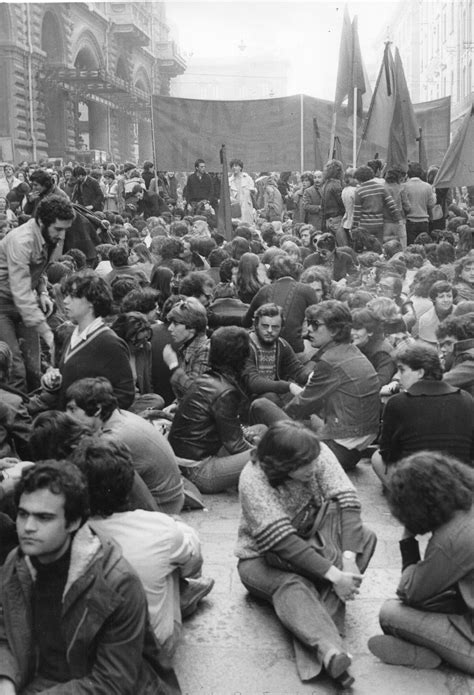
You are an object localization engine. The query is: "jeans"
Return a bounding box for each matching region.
[184,449,251,494]
[0,312,41,392]
[238,557,343,680]
[379,598,474,675]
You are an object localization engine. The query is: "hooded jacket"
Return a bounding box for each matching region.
[0,524,180,694]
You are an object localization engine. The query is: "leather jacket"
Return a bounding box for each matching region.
[0,524,180,694]
[168,370,251,460]
[285,341,380,439]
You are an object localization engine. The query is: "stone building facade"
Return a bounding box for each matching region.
[0,2,185,164]
[381,0,473,129]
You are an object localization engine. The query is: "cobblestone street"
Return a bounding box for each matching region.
[176,460,474,695]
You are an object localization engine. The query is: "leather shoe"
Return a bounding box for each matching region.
[180,577,215,618]
[368,635,442,669]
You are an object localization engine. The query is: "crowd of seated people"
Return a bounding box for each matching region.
[0,155,474,690]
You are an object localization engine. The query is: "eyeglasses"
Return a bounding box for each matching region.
[308,321,325,329]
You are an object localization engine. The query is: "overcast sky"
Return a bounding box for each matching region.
[165,0,400,100]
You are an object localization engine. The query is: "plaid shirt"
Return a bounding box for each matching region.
[170,333,210,400]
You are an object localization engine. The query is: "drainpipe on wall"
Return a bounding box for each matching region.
[105,19,112,159]
[26,4,38,162]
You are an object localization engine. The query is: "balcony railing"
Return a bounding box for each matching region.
[109,4,150,46]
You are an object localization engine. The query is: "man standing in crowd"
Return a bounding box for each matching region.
[402,162,436,245]
[71,165,104,212]
[0,196,75,391]
[0,461,180,694]
[184,159,214,213]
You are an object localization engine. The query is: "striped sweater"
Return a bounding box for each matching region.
[353,180,400,234]
[235,442,361,560]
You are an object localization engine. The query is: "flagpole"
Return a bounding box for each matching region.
[353,86,358,166]
[329,112,337,160]
[300,94,304,172]
[150,95,159,193]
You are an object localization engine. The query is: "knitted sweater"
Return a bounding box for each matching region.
[235,442,361,560]
[353,179,400,234]
[59,325,135,410]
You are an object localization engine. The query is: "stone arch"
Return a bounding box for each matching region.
[0,4,12,42]
[72,30,103,70]
[133,66,152,94]
[41,9,65,64]
[73,31,107,153]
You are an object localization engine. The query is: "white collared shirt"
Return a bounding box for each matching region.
[69,317,105,350]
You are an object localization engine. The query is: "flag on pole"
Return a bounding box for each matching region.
[218,144,232,241]
[434,105,474,188]
[360,44,420,170]
[333,7,366,119]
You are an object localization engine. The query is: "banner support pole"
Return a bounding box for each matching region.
[150,94,159,193]
[353,87,358,166]
[300,94,304,172]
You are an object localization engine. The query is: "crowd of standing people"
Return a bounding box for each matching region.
[0,151,474,692]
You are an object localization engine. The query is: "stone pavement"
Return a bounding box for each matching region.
[175,460,474,695]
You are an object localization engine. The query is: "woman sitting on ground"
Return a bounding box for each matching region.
[371,343,474,486]
[369,451,474,675]
[236,420,376,688]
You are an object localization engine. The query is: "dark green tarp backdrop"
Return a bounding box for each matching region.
[152,94,451,172]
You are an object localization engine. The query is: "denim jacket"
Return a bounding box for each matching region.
[285,341,380,439]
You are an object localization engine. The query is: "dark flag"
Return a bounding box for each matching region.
[360,44,419,170]
[218,144,232,241]
[333,8,366,119]
[434,105,474,187]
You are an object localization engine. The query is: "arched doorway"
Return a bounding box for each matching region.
[74,45,107,154]
[41,10,66,157]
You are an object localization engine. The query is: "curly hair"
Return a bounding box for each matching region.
[254,421,320,487]
[387,451,474,534]
[395,342,443,380]
[71,436,135,517]
[35,195,75,228]
[15,461,90,526]
[62,269,112,317]
[267,254,301,281]
[323,159,344,182]
[437,312,474,341]
[208,326,249,375]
